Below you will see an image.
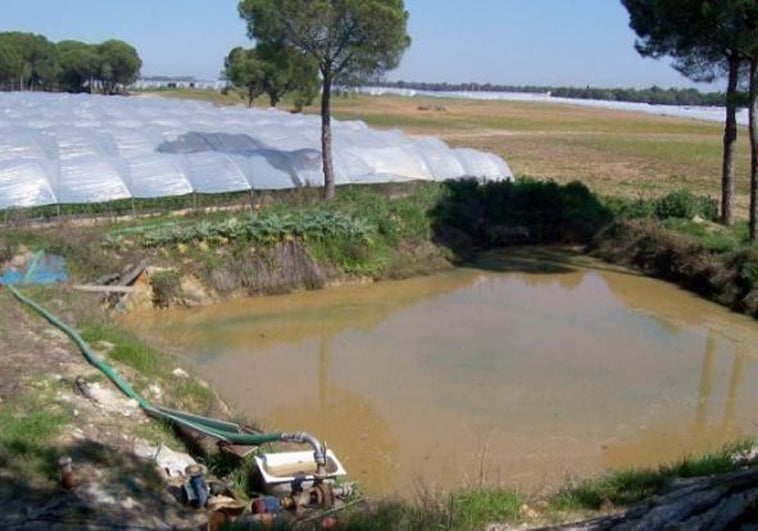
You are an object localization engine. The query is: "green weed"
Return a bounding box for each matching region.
[654,189,718,221]
[549,440,753,512]
[150,269,182,308]
[78,321,216,413]
[449,488,523,529]
[81,322,159,376]
[0,399,67,483]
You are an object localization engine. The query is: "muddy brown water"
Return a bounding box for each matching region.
[121,248,758,497]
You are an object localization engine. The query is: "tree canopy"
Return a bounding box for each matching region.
[223,46,267,106]
[238,0,411,199]
[622,0,754,226]
[224,44,320,109]
[97,40,142,94]
[0,32,141,94]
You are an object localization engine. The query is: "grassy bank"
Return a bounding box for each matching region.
[590,213,758,317]
[0,179,616,308]
[338,440,755,529]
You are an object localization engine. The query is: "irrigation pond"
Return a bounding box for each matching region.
[121,248,758,497]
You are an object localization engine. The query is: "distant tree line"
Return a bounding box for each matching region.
[551,85,731,106]
[370,80,733,107]
[0,31,142,94]
[374,80,550,94]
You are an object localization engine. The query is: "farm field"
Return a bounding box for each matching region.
[327,94,750,214]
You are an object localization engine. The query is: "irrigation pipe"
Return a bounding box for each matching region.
[6,284,313,449]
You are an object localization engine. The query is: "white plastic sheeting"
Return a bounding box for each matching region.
[0,92,513,209]
[361,86,746,126]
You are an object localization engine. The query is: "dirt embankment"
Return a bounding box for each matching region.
[0,288,215,529]
[590,219,758,318]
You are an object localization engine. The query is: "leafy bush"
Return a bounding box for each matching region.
[431,178,612,250]
[131,209,375,248]
[602,195,656,220]
[654,189,717,221]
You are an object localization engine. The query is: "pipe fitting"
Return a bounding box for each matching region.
[280,432,327,475]
[58,455,76,489]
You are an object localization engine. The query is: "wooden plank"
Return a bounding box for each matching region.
[117,260,148,286]
[72,284,136,293]
[220,444,258,459]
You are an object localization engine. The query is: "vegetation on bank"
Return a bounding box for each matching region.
[0,179,747,310]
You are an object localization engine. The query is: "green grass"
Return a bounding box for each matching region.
[548,439,754,513]
[78,321,215,414]
[0,397,68,483]
[340,488,523,531]
[661,218,747,252]
[81,322,160,376]
[449,488,523,529]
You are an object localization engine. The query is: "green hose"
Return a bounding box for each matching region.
[8,284,285,446]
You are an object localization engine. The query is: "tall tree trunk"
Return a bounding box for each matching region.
[320,64,336,201]
[722,54,740,226]
[750,58,758,242]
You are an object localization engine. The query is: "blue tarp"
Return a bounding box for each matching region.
[0,253,68,285]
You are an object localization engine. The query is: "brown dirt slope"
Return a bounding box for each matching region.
[0,289,205,529]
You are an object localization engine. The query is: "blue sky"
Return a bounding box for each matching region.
[2,0,721,90]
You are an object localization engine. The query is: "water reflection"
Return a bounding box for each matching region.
[600,332,750,470]
[267,331,399,494]
[121,248,758,495]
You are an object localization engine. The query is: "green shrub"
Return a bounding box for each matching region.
[150,270,182,308]
[654,189,718,221]
[549,440,751,512]
[431,178,612,249]
[602,195,656,219]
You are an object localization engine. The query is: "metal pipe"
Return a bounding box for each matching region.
[281,432,327,475]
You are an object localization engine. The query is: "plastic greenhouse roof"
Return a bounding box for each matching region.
[0,92,513,209]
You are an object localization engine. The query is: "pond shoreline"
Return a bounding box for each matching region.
[114,240,758,528]
[2,177,757,528]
